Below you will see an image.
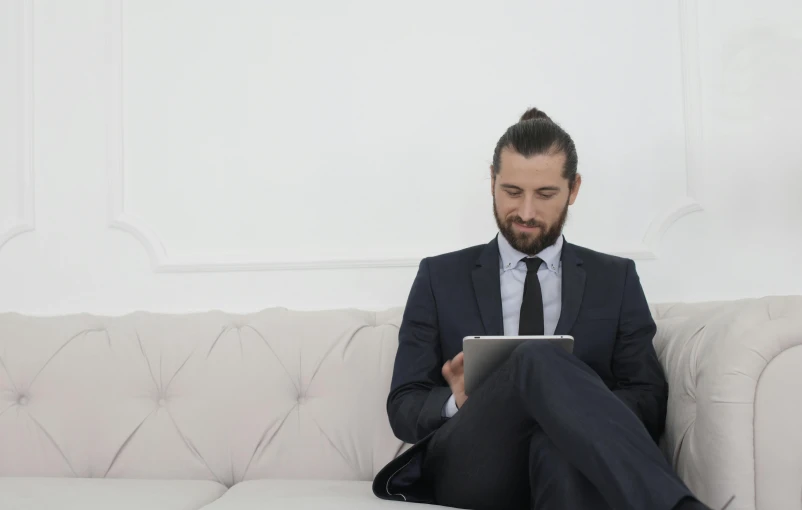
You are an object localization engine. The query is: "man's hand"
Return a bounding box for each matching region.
[442,352,468,409]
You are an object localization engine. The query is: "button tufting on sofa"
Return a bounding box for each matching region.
[2,299,800,509]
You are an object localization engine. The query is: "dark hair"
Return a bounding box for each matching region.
[491,107,578,186]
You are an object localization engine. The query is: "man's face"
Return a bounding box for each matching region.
[492,147,581,256]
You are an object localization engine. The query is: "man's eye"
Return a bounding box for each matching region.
[539,193,557,199]
[506,190,521,197]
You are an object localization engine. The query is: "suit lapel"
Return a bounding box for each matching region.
[472,237,504,336]
[555,242,586,335]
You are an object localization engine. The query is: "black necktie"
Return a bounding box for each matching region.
[518,257,545,335]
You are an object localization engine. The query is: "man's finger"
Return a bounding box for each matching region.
[442,360,453,379]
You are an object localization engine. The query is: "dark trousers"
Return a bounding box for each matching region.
[421,341,692,510]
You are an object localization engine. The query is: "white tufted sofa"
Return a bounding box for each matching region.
[1,296,801,510]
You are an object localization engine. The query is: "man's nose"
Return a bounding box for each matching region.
[518,196,537,220]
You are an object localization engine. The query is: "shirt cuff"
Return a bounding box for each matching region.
[442,393,459,418]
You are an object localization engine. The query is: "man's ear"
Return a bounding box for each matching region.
[568,174,582,205]
[490,166,496,196]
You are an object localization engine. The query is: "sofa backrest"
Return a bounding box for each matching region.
[0,300,737,486]
[0,308,406,486]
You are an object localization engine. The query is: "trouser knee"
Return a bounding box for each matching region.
[510,339,562,367]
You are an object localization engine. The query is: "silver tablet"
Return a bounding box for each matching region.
[462,335,575,395]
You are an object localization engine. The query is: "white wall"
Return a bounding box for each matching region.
[1,0,801,315]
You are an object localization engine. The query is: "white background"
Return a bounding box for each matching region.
[1,0,801,315]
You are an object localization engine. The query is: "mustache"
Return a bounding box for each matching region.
[509,217,546,229]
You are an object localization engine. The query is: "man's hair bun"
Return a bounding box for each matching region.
[519,107,552,122]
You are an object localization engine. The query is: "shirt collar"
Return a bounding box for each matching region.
[497,232,564,273]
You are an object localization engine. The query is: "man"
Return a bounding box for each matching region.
[372,108,716,510]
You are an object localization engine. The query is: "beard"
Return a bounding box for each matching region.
[494,196,569,256]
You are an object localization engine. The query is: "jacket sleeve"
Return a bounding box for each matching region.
[386,258,452,444]
[611,259,669,443]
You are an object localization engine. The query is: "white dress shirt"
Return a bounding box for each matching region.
[442,233,565,417]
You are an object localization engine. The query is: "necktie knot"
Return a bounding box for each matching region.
[524,257,543,272]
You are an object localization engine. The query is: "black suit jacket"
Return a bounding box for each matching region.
[373,236,668,502]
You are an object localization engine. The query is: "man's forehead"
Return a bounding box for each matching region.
[497,149,567,181]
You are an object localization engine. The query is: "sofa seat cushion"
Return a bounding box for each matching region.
[0,477,227,510]
[199,479,437,509]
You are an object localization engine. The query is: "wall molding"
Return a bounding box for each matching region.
[639,0,705,256]
[107,0,704,272]
[0,0,35,253]
[621,0,705,260]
